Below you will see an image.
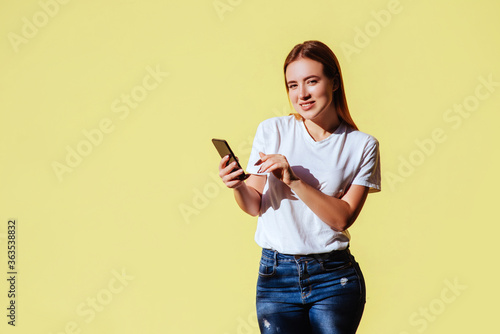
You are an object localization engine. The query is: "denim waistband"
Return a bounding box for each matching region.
[261,247,350,262]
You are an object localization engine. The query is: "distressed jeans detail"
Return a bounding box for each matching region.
[256,247,366,334]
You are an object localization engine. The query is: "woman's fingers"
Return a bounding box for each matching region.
[223,167,244,181]
[262,163,282,173]
[219,155,237,175]
[220,161,238,178]
[222,168,245,188]
[257,154,298,185]
[257,153,297,185]
[218,155,230,170]
[258,154,287,173]
[257,152,284,172]
[218,155,246,188]
[262,163,286,175]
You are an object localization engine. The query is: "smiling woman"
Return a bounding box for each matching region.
[217,40,381,334]
[284,40,358,134]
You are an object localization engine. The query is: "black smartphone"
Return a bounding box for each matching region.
[212,138,250,180]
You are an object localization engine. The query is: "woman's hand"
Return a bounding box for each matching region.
[218,155,246,189]
[256,152,299,187]
[218,155,266,216]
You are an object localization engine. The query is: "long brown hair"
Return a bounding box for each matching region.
[283,40,358,130]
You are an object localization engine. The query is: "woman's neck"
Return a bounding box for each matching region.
[303,112,341,142]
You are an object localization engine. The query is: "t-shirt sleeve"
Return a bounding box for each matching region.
[352,138,381,193]
[246,121,268,175]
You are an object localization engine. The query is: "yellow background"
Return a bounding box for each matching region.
[1,0,499,333]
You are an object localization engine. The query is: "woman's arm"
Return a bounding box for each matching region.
[289,181,369,231]
[233,174,267,216]
[257,152,370,231]
[219,155,267,217]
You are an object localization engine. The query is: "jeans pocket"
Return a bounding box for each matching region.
[320,258,352,272]
[258,256,276,277]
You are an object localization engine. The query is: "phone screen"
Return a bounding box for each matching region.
[212,139,249,180]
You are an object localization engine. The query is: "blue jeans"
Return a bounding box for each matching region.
[256,248,366,334]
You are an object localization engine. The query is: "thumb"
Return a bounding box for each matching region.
[259,152,265,158]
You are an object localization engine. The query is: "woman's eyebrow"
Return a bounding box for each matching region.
[304,75,320,80]
[286,75,321,84]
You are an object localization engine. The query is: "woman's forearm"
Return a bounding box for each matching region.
[289,179,368,232]
[233,183,262,217]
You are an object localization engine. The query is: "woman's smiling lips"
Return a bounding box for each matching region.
[300,101,315,111]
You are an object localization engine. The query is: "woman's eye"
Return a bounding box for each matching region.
[307,80,317,84]
[288,84,297,89]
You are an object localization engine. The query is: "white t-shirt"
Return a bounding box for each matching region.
[245,115,381,254]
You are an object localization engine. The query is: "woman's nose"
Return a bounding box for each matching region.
[299,85,310,100]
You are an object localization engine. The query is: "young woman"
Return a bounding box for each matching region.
[218,40,381,334]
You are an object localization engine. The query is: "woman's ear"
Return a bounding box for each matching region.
[332,74,340,92]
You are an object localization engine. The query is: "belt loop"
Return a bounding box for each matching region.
[273,250,278,267]
[314,254,324,266]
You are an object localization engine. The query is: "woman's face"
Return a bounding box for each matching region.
[285,57,336,122]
